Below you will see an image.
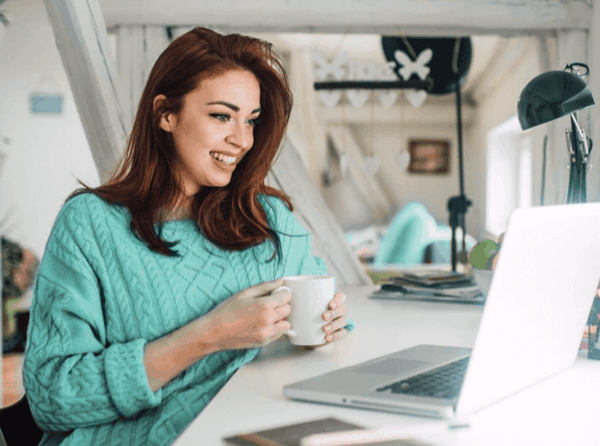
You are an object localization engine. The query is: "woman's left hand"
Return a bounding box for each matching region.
[303,292,348,349]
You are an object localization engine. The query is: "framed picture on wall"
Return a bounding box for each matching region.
[408,139,450,174]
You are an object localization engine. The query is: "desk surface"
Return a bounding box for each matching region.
[173,285,600,446]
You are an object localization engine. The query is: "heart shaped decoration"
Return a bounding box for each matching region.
[406,89,427,108]
[319,91,342,108]
[346,89,370,108]
[363,155,381,177]
[378,90,398,107]
[396,151,411,171]
[339,153,350,177]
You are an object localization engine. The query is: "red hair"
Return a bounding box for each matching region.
[70,27,293,257]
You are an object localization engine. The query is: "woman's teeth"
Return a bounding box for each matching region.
[210,152,236,165]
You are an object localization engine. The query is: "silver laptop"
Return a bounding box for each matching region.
[284,203,600,418]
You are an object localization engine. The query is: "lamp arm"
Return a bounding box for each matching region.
[570,114,589,156]
[566,113,591,204]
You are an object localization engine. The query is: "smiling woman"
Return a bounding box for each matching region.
[153,70,262,197]
[21,27,352,446]
[72,27,294,254]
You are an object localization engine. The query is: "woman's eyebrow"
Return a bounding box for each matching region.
[206,101,261,114]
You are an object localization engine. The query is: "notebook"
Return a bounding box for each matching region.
[284,203,600,418]
[224,417,428,445]
[370,277,485,305]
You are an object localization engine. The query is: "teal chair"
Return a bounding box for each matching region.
[375,202,436,265]
[374,202,476,266]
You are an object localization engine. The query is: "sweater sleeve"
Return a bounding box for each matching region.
[23,197,161,433]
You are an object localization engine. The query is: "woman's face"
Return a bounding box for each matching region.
[155,69,261,200]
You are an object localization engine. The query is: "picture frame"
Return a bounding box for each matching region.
[408,139,450,174]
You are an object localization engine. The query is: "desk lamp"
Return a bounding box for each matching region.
[517,63,595,204]
[518,63,599,360]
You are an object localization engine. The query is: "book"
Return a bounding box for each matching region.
[394,270,474,288]
[370,280,485,305]
[224,417,427,446]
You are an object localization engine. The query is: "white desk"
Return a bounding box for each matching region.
[172,285,600,446]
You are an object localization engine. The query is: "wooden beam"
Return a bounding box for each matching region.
[268,135,373,287]
[327,126,393,220]
[587,0,600,203]
[535,34,553,73]
[99,0,593,35]
[545,30,590,205]
[115,25,171,124]
[43,0,128,183]
[471,37,538,104]
[318,104,476,126]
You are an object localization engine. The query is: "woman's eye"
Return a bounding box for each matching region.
[247,117,261,127]
[211,113,230,122]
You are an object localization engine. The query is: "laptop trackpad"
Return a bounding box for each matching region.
[352,359,428,375]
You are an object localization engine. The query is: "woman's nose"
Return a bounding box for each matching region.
[227,121,253,150]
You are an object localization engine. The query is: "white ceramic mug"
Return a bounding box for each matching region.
[271,275,335,346]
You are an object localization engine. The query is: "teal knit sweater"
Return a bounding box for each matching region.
[23,193,328,446]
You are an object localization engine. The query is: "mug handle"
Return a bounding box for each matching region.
[270,285,297,338]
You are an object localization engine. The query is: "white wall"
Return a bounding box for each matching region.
[473,36,548,240]
[321,175,378,230]
[485,116,521,236]
[0,0,99,258]
[366,118,478,232]
[316,99,479,236]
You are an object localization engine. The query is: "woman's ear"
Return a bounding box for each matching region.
[154,94,174,133]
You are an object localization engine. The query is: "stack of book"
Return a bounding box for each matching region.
[369,270,485,305]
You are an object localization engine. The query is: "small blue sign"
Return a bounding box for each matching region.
[31,95,63,114]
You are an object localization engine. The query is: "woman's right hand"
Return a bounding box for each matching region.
[143,279,291,392]
[201,279,292,351]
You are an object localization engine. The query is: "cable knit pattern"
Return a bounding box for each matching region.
[23,193,327,446]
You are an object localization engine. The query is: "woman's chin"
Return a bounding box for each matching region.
[206,173,234,188]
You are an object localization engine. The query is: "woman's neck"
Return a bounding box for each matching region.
[160,194,195,221]
[166,209,191,221]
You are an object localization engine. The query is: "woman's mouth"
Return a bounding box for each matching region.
[210,152,237,165]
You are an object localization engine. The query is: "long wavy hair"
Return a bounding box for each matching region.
[70,27,294,258]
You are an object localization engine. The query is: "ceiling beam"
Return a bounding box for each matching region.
[44,0,129,183]
[317,104,476,126]
[99,0,593,36]
[469,37,535,103]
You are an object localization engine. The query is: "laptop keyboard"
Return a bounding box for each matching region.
[376,356,470,399]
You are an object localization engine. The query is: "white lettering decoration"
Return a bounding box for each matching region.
[377,61,399,107]
[346,60,370,108]
[311,50,433,108]
[312,51,348,108]
[394,49,433,81]
[406,89,428,108]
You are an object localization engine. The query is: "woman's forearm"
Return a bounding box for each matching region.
[143,316,220,392]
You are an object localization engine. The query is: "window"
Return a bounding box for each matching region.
[485,115,532,237]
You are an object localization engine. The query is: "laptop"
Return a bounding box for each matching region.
[284,203,600,418]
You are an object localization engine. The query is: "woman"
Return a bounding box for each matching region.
[23,27,351,446]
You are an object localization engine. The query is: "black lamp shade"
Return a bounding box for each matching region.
[517,71,595,130]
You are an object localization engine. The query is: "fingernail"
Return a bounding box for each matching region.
[325,312,332,319]
[326,335,333,341]
[330,302,337,309]
[325,324,332,332]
